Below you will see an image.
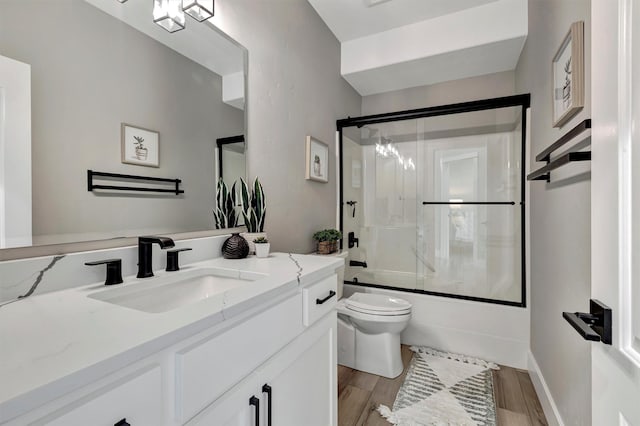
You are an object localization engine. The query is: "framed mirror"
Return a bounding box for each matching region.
[0,0,247,252]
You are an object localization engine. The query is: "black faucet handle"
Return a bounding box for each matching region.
[85,259,123,285]
[166,248,192,272]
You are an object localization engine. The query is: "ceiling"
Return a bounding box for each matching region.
[308,0,527,96]
[307,0,500,42]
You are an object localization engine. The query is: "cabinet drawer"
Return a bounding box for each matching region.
[41,366,163,426]
[302,274,337,326]
[175,294,303,422]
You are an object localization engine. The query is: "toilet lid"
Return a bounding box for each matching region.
[346,293,412,313]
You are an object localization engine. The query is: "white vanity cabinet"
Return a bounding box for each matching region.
[4,271,338,426]
[187,276,338,426]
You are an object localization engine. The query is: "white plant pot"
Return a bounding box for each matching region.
[241,232,267,254]
[255,243,270,258]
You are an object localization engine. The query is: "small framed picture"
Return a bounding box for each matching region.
[552,21,584,128]
[305,136,329,183]
[121,123,160,167]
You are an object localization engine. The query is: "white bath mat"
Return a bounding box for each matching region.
[378,346,499,426]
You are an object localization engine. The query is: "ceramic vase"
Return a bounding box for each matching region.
[222,233,249,259]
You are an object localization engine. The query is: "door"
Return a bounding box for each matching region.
[0,54,31,248]
[591,1,640,424]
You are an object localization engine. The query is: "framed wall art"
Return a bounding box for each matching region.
[552,21,584,128]
[305,135,329,183]
[121,123,160,167]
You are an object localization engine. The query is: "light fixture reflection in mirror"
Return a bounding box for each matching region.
[153,0,186,33]
[183,0,214,22]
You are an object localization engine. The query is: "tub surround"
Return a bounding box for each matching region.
[0,245,343,423]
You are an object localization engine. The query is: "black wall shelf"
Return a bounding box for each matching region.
[527,119,591,182]
[87,170,184,195]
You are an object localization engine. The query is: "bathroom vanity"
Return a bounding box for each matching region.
[0,253,341,426]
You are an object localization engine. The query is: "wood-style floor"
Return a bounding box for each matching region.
[337,345,547,426]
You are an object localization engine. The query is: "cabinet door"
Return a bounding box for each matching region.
[41,366,163,426]
[261,312,337,426]
[186,372,261,426]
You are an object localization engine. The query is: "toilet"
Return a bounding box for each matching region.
[336,288,412,379]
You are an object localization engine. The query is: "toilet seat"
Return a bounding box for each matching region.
[345,293,412,316]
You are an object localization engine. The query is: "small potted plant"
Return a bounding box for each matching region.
[312,229,342,255]
[253,236,270,258]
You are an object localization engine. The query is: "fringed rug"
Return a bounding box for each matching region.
[378,346,499,426]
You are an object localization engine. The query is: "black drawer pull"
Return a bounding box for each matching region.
[316,290,336,305]
[262,384,272,426]
[249,395,260,426]
[114,419,130,426]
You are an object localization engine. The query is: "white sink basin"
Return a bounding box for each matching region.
[88,268,265,313]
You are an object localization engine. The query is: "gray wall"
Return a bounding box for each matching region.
[0,0,244,245]
[214,0,362,254]
[515,1,592,424]
[361,71,516,116]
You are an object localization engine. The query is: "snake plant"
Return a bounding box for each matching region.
[213,179,238,229]
[240,177,266,232]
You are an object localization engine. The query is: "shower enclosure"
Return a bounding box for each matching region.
[338,95,529,306]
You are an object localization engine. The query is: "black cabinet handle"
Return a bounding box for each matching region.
[316,290,336,305]
[262,384,272,426]
[114,419,130,426]
[249,395,260,426]
[85,259,123,285]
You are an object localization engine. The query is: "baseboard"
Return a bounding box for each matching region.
[402,326,528,369]
[527,351,565,426]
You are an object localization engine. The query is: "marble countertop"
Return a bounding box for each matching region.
[0,253,343,422]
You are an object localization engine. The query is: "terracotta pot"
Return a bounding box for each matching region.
[317,240,337,255]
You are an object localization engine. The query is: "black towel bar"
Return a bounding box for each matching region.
[87,170,184,195]
[527,119,591,182]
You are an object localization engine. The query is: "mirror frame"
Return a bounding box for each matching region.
[0,2,249,261]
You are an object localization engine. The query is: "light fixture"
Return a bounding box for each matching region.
[153,0,186,33]
[117,0,215,33]
[182,0,214,22]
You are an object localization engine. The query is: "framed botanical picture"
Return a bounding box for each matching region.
[121,123,160,167]
[552,21,584,128]
[305,136,329,183]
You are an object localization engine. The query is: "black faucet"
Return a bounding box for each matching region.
[137,236,175,278]
[349,260,368,268]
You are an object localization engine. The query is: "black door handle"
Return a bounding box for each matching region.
[249,395,260,426]
[562,299,612,345]
[114,419,130,426]
[262,384,272,426]
[316,290,336,305]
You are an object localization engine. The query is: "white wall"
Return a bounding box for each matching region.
[211,0,362,254]
[515,1,592,425]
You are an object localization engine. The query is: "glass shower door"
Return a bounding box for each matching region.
[417,106,523,304]
[342,120,420,291]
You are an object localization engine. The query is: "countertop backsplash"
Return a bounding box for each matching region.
[0,235,228,305]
